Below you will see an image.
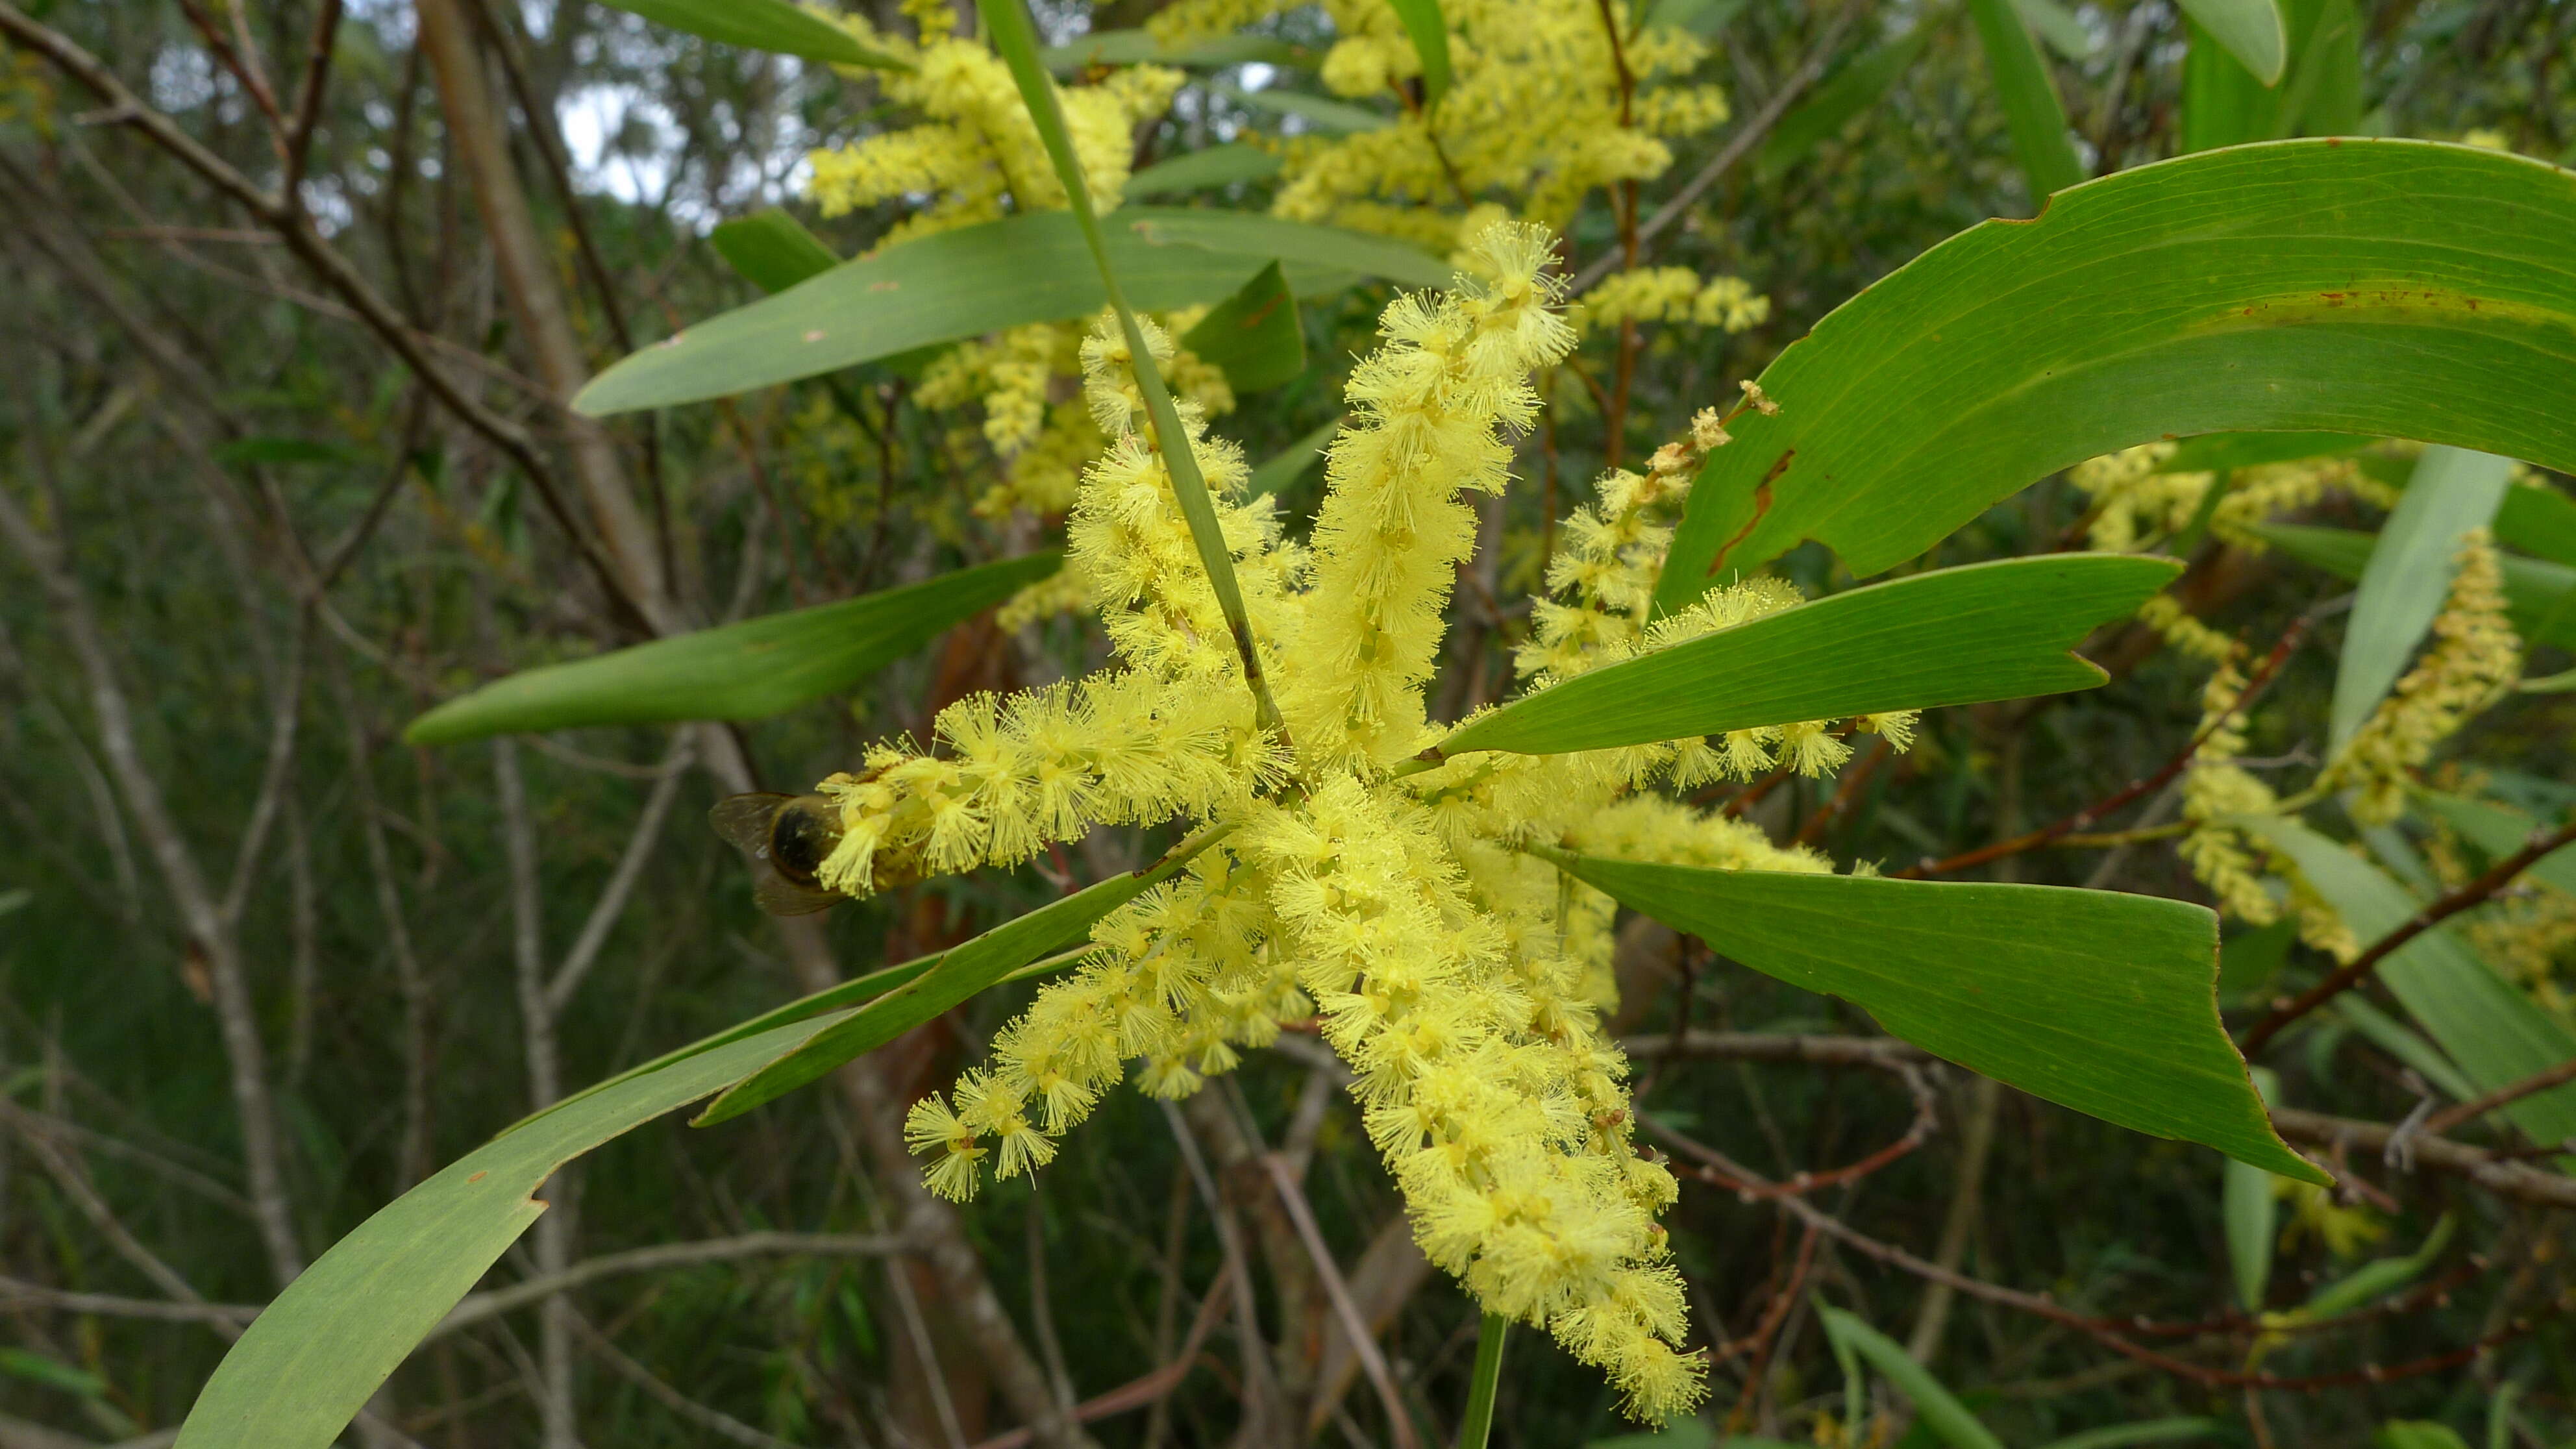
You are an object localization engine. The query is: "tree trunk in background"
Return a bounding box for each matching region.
[411,0,671,627]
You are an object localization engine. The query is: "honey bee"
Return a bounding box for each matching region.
[710,793,847,917]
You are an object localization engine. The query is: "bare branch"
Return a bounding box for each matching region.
[1258,1153,1418,1449]
[2241,815,2576,1055]
[548,737,695,1011]
[0,483,304,1285]
[437,1232,916,1337]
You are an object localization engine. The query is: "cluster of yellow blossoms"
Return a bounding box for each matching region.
[806,224,1901,1422]
[2100,438,2529,955]
[1150,0,1730,249]
[2070,441,2399,558]
[2322,528,2521,826]
[801,0,1765,526]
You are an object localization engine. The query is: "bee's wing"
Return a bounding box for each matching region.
[710,793,790,855]
[752,867,842,917]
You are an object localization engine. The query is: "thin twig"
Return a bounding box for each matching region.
[1260,1154,1420,1449]
[2240,817,2576,1056]
[2423,1058,2576,1137]
[1896,616,2310,879]
[1570,0,1870,293]
[436,1232,916,1336]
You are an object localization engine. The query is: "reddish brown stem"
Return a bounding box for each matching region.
[2240,817,2576,1056]
[1894,616,2310,879]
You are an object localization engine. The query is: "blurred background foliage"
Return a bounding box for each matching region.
[0,0,2571,1443]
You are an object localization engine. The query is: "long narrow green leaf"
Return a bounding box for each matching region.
[1438,555,2175,759]
[2298,1213,2454,1318]
[2245,523,2576,649]
[695,835,1215,1124]
[980,0,1283,736]
[2223,1066,2280,1309]
[1247,416,1343,498]
[2012,0,2096,60]
[2156,431,2369,475]
[1182,260,1306,393]
[171,1013,849,1449]
[576,208,1444,415]
[595,0,908,69]
[1816,1308,2005,1449]
[2329,447,2514,750]
[1756,29,1934,180]
[1387,0,1454,105]
[1966,0,2083,203]
[1219,81,1394,132]
[1043,28,1308,69]
[709,208,841,293]
[2416,792,2576,895]
[1652,141,2576,615]
[1543,854,2322,1179]
[2497,482,2576,568]
[2033,1422,2224,1449]
[402,553,1059,744]
[2244,817,2576,1146]
[2175,0,2286,83]
[1124,143,1284,199]
[501,952,947,1137]
[2333,997,2479,1104]
[2182,0,2357,149]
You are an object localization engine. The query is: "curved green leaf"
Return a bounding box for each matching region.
[1437,554,2175,760]
[2416,791,2576,896]
[2156,430,2368,474]
[2013,0,2097,60]
[2331,446,2512,749]
[2497,480,2576,567]
[2244,817,2576,1146]
[1652,140,2576,617]
[2247,523,2576,649]
[1757,29,1933,181]
[2299,1213,2454,1318]
[576,208,1443,415]
[1125,142,1284,199]
[1043,28,1309,70]
[1966,0,2082,203]
[171,1013,847,1449]
[2223,1065,2280,1309]
[1816,1307,2005,1449]
[1248,416,1343,498]
[2033,1422,2225,1449]
[710,208,841,294]
[1220,81,1393,133]
[1183,260,1306,392]
[596,0,908,69]
[1387,0,1454,105]
[2176,0,2286,84]
[402,553,1059,745]
[1543,854,2323,1179]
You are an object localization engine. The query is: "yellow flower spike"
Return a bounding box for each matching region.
[2325,528,2521,825]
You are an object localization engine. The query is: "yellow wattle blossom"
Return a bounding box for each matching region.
[1578,266,1771,336]
[1180,0,1726,251]
[806,19,1180,245]
[821,224,1907,1424]
[2179,661,2285,928]
[2324,528,2521,826]
[2070,443,2396,556]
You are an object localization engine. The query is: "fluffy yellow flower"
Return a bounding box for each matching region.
[2325,529,2521,826]
[816,226,1911,1424]
[807,25,1180,245]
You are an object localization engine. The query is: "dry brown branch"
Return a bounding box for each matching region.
[0,483,304,1285]
[2241,815,2576,1055]
[1259,1153,1419,1449]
